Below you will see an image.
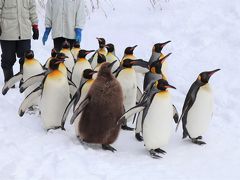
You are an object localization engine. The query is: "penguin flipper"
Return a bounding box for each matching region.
[67,68,72,79]
[2,72,22,95]
[136,86,143,103]
[18,86,42,117]
[172,104,179,124]
[117,101,147,125]
[70,97,89,125]
[132,59,149,74]
[61,93,77,130]
[20,72,46,93]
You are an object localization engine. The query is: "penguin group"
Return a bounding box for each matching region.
[1,38,220,159]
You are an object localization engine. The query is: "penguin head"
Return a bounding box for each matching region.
[155,79,176,91]
[51,48,57,58]
[24,50,34,60]
[105,43,115,53]
[56,53,69,61]
[97,53,106,64]
[83,69,97,79]
[73,42,80,49]
[97,61,117,78]
[49,58,65,70]
[124,45,137,55]
[78,49,95,58]
[153,41,171,53]
[150,53,172,74]
[97,37,106,48]
[197,69,220,84]
[62,40,70,49]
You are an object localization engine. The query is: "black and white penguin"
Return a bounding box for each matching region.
[71,42,81,61]
[121,45,138,64]
[105,43,120,73]
[19,57,70,130]
[60,40,75,72]
[118,79,177,158]
[2,50,44,98]
[61,69,97,136]
[176,69,220,145]
[44,48,57,69]
[144,53,171,91]
[89,38,107,69]
[71,49,94,90]
[66,61,123,152]
[116,58,149,130]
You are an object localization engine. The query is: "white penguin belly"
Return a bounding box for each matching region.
[143,93,173,150]
[40,77,70,130]
[72,61,91,89]
[74,80,94,136]
[60,50,74,72]
[186,84,213,138]
[117,69,137,116]
[23,62,43,104]
[106,53,120,73]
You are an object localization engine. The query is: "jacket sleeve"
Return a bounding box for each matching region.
[29,0,38,25]
[45,0,52,27]
[75,0,86,29]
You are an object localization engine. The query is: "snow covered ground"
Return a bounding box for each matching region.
[1,0,240,179]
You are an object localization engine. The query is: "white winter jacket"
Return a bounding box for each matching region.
[45,0,86,39]
[0,0,38,40]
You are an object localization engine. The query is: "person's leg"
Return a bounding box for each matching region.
[53,37,65,52]
[16,40,31,71]
[67,39,76,49]
[0,40,17,82]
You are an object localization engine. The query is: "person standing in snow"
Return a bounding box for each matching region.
[0,0,39,83]
[42,0,86,52]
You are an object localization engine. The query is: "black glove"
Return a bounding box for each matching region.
[32,24,39,40]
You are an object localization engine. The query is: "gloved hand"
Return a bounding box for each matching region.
[42,27,52,45]
[32,24,39,40]
[75,28,82,43]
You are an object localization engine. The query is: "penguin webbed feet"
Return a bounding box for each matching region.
[135,133,143,142]
[191,136,206,145]
[102,144,117,152]
[121,124,134,131]
[149,149,162,159]
[47,126,62,132]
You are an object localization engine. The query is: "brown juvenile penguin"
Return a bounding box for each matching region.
[70,61,123,152]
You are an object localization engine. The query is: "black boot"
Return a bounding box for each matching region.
[3,68,15,88]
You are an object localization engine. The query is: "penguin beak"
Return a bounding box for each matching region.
[130,45,138,51]
[85,50,95,55]
[54,59,65,64]
[160,41,171,48]
[159,53,172,63]
[207,69,220,77]
[89,70,98,76]
[165,84,176,89]
[108,60,117,69]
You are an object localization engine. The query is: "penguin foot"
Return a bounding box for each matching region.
[102,144,117,152]
[47,126,61,131]
[196,136,202,140]
[149,150,162,159]
[154,148,166,154]
[121,125,134,131]
[135,133,143,142]
[191,138,206,145]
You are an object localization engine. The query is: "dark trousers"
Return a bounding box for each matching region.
[53,37,76,52]
[0,40,31,70]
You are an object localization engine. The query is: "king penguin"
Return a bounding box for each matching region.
[2,50,44,99]
[71,42,81,61]
[116,58,149,130]
[19,57,70,130]
[61,69,97,136]
[60,40,75,72]
[89,38,107,69]
[144,53,171,91]
[66,61,123,152]
[121,45,138,64]
[105,43,120,73]
[44,48,57,69]
[118,79,177,158]
[176,69,220,145]
[71,49,94,90]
